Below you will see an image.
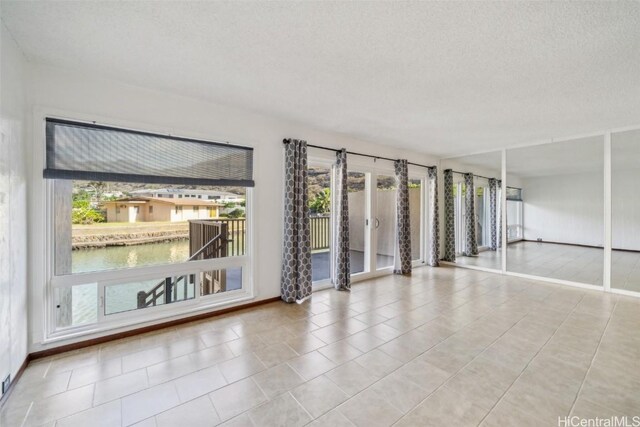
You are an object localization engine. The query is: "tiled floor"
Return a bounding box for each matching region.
[2,266,640,426]
[454,242,640,290]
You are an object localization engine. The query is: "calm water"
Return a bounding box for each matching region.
[71,240,194,325]
[72,240,190,274]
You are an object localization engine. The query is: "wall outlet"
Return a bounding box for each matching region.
[2,375,10,395]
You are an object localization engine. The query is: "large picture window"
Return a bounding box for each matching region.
[45,118,253,334]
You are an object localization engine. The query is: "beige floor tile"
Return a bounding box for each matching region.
[481,399,546,427]
[343,330,386,353]
[199,329,240,347]
[173,364,228,402]
[252,363,305,398]
[287,350,336,381]
[156,395,220,427]
[285,333,327,355]
[253,342,299,368]
[311,409,356,427]
[122,347,170,373]
[218,353,266,383]
[25,384,95,426]
[366,372,431,414]
[56,400,121,427]
[68,357,122,390]
[571,397,634,418]
[394,358,452,392]
[247,393,312,427]
[121,382,181,426]
[94,368,149,406]
[317,340,363,364]
[217,413,254,427]
[291,375,348,418]
[188,343,236,370]
[579,364,640,414]
[209,378,267,421]
[8,265,640,427]
[325,361,380,397]
[147,354,198,386]
[338,388,403,427]
[395,385,488,427]
[353,349,402,377]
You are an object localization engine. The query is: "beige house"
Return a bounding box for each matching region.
[104,197,223,223]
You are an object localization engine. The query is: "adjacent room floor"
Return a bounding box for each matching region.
[453,241,640,290]
[2,266,639,426]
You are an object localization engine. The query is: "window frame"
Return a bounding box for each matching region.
[38,112,255,343]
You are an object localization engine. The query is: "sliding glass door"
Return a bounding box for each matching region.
[308,158,429,283]
[347,171,369,275]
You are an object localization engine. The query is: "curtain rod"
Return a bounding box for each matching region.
[446,169,522,190]
[282,139,436,169]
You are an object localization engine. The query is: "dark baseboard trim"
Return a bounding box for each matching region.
[520,239,640,253]
[521,239,605,250]
[0,356,29,409]
[30,296,282,361]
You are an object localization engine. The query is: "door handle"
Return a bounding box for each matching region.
[375,218,380,229]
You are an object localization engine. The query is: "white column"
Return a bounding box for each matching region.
[604,132,612,291]
[501,149,507,274]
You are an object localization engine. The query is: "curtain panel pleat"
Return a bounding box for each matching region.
[443,169,456,262]
[463,173,478,256]
[498,180,503,249]
[281,140,312,303]
[427,166,440,266]
[393,160,411,275]
[333,149,351,291]
[489,178,498,251]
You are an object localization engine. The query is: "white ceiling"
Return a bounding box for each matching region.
[2,1,640,157]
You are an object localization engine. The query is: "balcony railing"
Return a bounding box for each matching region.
[137,215,331,308]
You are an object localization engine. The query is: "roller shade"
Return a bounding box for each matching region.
[44,118,254,187]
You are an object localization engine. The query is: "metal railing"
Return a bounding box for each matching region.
[137,216,330,308]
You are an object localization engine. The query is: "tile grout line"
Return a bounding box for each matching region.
[474,292,589,426]
[306,278,536,425]
[567,297,619,416]
[390,286,548,426]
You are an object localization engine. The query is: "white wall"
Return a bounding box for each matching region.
[25,63,439,352]
[612,168,640,250]
[0,23,29,391]
[521,172,604,247]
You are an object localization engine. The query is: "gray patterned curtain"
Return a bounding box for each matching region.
[463,173,478,256]
[333,149,351,291]
[393,160,411,275]
[281,139,312,303]
[489,178,498,251]
[443,169,456,262]
[427,167,440,266]
[498,179,503,249]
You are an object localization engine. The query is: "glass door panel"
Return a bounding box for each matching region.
[348,171,368,275]
[308,166,332,282]
[375,174,397,270]
[409,178,423,262]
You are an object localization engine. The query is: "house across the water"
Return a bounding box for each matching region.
[130,188,244,203]
[103,197,223,223]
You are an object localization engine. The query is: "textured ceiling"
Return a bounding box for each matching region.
[2,1,640,157]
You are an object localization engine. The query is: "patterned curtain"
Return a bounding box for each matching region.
[393,160,411,275]
[427,166,440,266]
[281,139,312,303]
[489,178,498,251]
[497,179,503,249]
[463,173,478,256]
[333,149,351,291]
[443,169,456,262]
